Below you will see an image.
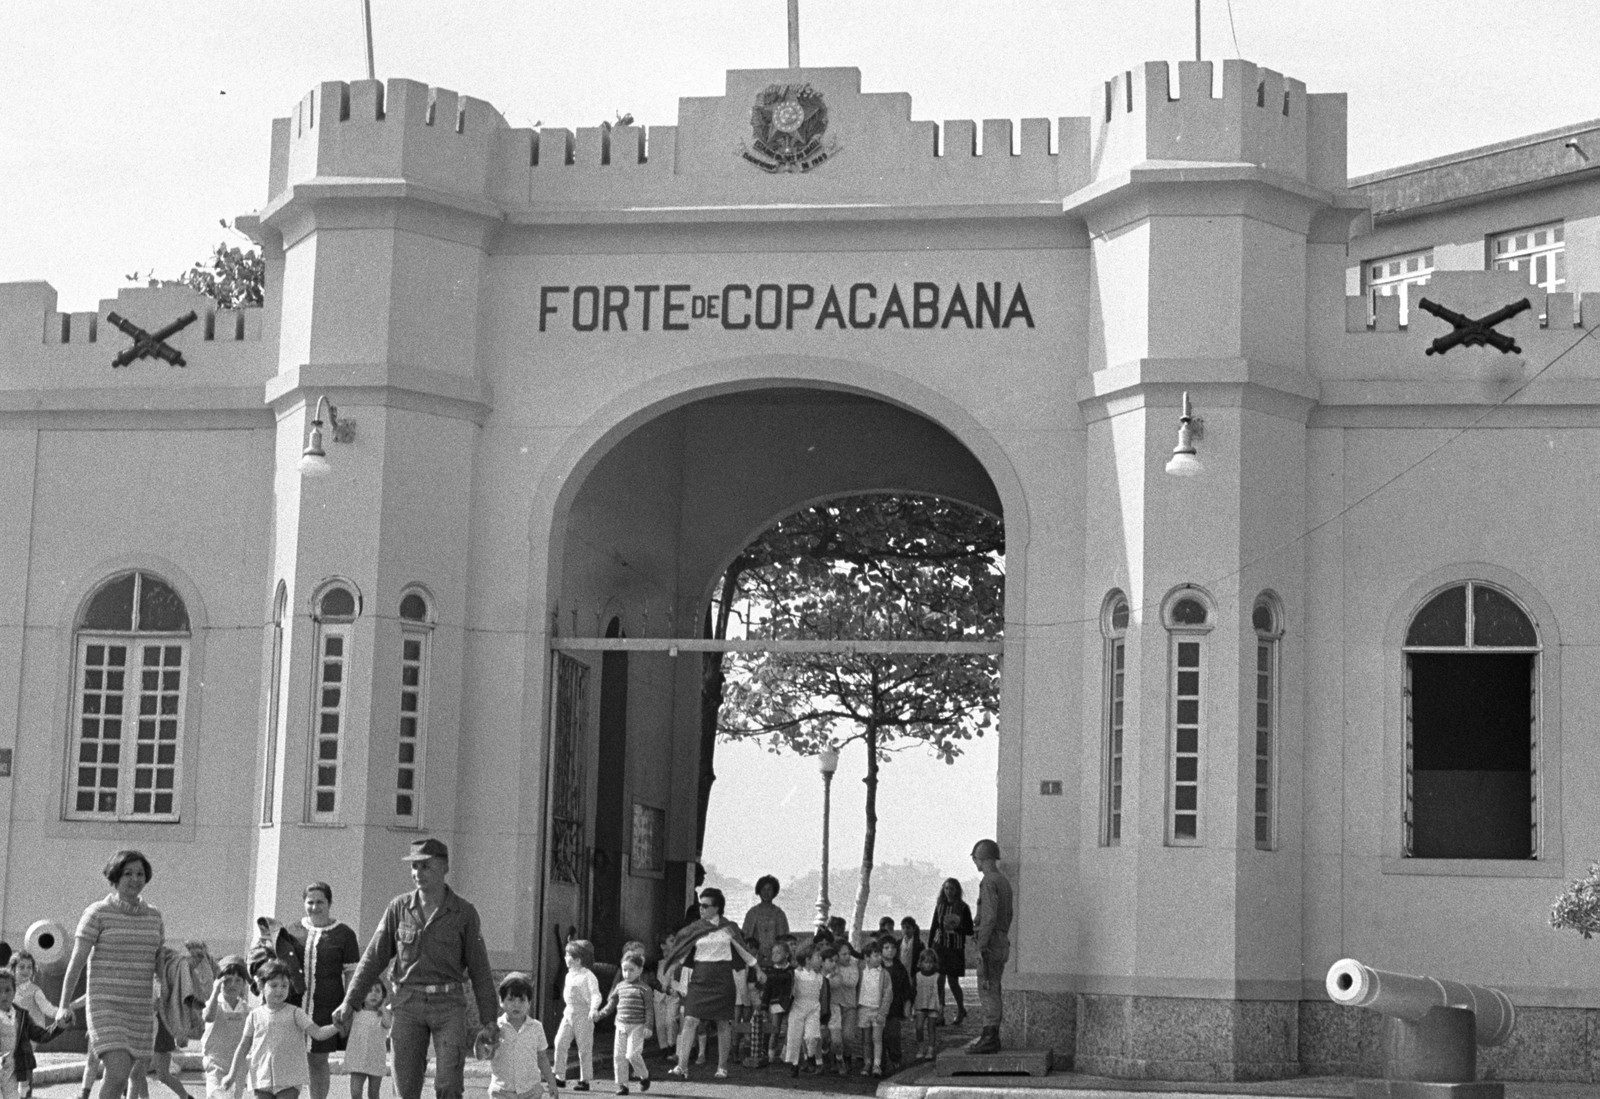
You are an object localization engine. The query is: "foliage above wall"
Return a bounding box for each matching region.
[1551,861,1600,939]
[180,241,264,309]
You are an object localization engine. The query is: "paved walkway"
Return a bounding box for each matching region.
[30,976,1600,1099]
[30,1050,1600,1099]
[31,1051,1600,1099]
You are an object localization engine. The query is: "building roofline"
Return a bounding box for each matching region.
[1350,116,1600,187]
[1348,116,1600,223]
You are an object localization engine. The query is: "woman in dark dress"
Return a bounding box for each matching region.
[297,882,360,1099]
[664,887,758,1082]
[929,877,974,1023]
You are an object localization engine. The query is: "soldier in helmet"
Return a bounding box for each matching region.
[964,838,1012,1054]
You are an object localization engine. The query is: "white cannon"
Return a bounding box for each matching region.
[1326,958,1513,1098]
[23,919,69,968]
[1325,958,1515,1045]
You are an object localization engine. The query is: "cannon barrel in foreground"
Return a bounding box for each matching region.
[1325,957,1516,1046]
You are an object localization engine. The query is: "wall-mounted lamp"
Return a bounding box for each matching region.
[298,396,356,477]
[1164,391,1204,477]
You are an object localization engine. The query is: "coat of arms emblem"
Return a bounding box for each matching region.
[739,83,839,173]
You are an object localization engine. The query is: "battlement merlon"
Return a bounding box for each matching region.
[267,79,510,209]
[1088,60,1348,193]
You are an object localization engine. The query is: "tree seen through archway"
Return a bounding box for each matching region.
[709,494,1003,934]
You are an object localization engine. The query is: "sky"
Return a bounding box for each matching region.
[1,1,1593,886]
[702,711,999,889]
[3,1,1598,312]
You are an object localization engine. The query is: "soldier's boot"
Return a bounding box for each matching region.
[963,1027,1001,1055]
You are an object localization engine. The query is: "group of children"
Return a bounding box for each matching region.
[212,960,393,1099]
[733,933,946,1078]
[730,931,951,1077]
[0,949,394,1099]
[543,939,655,1096]
[534,923,950,1093]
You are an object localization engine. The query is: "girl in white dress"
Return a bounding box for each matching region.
[341,980,390,1099]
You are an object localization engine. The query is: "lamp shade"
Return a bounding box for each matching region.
[817,746,840,775]
[1165,392,1203,477]
[1165,448,1203,477]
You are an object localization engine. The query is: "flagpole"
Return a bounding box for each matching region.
[1195,0,1202,60]
[361,0,376,80]
[788,0,800,68]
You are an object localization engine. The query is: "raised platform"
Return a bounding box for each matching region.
[935,1047,1055,1076]
[1356,1083,1506,1099]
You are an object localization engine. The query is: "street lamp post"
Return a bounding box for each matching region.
[815,745,840,933]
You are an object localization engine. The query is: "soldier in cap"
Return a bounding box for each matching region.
[335,839,498,1099]
[965,838,1012,1054]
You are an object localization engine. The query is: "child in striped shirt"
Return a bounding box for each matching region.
[594,953,654,1096]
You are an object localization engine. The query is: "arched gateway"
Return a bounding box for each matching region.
[4,56,1598,1082]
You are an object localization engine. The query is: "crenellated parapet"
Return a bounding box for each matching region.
[265,69,1095,218]
[0,282,270,405]
[262,62,1360,221]
[269,78,509,209]
[1089,59,1346,192]
[1316,272,1600,391]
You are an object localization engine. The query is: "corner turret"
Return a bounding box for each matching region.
[1090,59,1346,192]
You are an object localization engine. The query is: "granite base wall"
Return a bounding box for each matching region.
[1073,993,1299,1081]
[1000,993,1600,1081]
[1002,989,1077,1067]
[1300,1001,1600,1083]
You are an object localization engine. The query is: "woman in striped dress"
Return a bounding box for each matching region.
[56,851,164,1099]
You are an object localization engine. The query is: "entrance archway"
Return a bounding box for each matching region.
[530,366,1029,1002]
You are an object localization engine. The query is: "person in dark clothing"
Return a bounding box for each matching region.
[929,878,974,1023]
[965,839,1013,1054]
[878,938,913,1071]
[753,941,795,1066]
[897,918,925,976]
[0,969,61,1099]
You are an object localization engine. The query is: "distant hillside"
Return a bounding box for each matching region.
[704,859,967,934]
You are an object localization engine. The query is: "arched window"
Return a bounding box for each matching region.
[396,589,432,824]
[309,582,359,821]
[1163,588,1213,845]
[1101,591,1130,846]
[70,571,191,821]
[262,581,287,825]
[1403,581,1540,859]
[1252,594,1283,851]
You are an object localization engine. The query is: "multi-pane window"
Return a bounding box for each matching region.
[1403,581,1540,859]
[396,591,431,823]
[309,585,357,821]
[70,571,190,821]
[1101,592,1129,846]
[1490,222,1565,294]
[1252,596,1281,851]
[1365,247,1434,325]
[262,582,286,825]
[1165,592,1211,845]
